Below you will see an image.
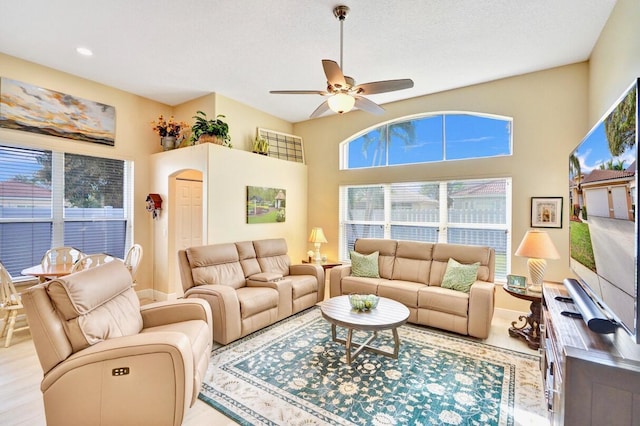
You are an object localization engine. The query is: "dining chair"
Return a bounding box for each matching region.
[70,253,116,273]
[124,244,143,284]
[40,247,84,282]
[0,261,30,347]
[41,247,84,268]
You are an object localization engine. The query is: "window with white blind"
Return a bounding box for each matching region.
[339,178,511,280]
[0,144,132,278]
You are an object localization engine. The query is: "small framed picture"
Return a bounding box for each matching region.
[507,274,527,289]
[531,197,563,228]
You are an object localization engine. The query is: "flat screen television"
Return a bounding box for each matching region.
[568,78,639,342]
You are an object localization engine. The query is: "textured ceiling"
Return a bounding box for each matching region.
[0,0,617,123]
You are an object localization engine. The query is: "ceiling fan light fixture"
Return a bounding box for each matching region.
[327,93,355,114]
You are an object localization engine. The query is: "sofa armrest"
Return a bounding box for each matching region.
[184,284,241,345]
[41,331,194,424]
[141,299,212,330]
[289,263,324,281]
[329,265,352,297]
[467,281,496,339]
[247,278,293,320]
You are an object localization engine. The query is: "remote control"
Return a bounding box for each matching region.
[561,310,582,319]
[555,296,574,303]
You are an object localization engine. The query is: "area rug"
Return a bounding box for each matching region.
[199,308,547,426]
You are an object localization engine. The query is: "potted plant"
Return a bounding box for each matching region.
[151,115,188,150]
[252,136,269,155]
[190,111,231,147]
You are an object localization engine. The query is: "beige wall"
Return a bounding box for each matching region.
[0,52,168,295]
[150,143,307,298]
[589,0,640,125]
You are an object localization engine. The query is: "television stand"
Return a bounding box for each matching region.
[542,283,640,425]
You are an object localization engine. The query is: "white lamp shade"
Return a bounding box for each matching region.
[327,93,355,114]
[308,227,328,244]
[515,230,560,260]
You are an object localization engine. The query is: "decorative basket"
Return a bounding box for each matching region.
[349,294,379,312]
[198,134,223,145]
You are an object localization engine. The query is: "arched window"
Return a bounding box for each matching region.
[341,112,512,169]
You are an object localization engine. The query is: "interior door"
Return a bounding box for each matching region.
[176,178,203,250]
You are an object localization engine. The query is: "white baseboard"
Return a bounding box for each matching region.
[136,288,177,302]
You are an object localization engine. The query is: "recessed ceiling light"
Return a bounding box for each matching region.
[76,47,93,57]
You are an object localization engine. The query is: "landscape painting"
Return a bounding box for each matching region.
[0,77,116,146]
[247,186,286,224]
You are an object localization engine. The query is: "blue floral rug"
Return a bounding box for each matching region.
[199,308,546,425]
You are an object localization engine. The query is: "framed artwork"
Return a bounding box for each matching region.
[507,274,527,289]
[531,197,563,228]
[247,186,286,224]
[0,77,116,146]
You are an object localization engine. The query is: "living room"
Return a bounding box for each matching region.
[1,0,639,424]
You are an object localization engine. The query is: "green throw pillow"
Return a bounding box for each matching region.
[441,258,480,293]
[350,251,380,278]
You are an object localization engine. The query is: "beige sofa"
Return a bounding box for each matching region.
[22,260,212,426]
[178,238,324,345]
[330,238,496,339]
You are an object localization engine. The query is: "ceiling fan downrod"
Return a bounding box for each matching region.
[333,5,349,73]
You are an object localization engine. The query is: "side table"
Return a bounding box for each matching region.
[503,284,542,350]
[302,260,342,271]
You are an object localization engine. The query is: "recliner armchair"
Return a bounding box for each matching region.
[22,260,212,426]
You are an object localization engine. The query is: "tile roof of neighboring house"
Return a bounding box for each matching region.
[0,180,51,198]
[581,168,635,184]
[450,180,506,197]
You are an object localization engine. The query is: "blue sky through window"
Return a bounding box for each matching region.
[345,113,512,169]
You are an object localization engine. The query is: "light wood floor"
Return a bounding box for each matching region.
[0,307,538,426]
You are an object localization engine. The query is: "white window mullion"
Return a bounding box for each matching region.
[438,182,448,243]
[383,184,391,238]
[51,152,65,247]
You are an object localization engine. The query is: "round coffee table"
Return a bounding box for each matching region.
[320,295,410,364]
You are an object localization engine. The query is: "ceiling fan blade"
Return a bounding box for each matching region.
[270,90,328,95]
[310,100,330,118]
[354,96,385,115]
[322,60,347,88]
[354,79,414,95]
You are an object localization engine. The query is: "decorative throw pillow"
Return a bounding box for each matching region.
[441,258,480,293]
[350,250,380,278]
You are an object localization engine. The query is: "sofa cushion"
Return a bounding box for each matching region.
[418,286,470,317]
[290,275,318,298]
[392,241,434,284]
[350,250,380,278]
[254,238,291,276]
[46,261,142,352]
[187,243,246,289]
[236,286,279,318]
[441,258,479,293]
[236,240,261,277]
[341,276,383,295]
[378,280,425,307]
[354,238,397,279]
[430,243,493,286]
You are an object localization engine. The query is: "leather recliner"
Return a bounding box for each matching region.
[22,260,212,426]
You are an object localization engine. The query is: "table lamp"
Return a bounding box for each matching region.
[308,227,328,262]
[514,230,559,293]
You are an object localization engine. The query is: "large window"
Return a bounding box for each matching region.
[343,112,512,169]
[339,178,511,280]
[0,145,132,278]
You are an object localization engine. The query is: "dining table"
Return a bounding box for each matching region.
[21,263,75,281]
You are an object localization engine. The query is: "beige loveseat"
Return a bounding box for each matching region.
[178,238,324,345]
[330,238,496,339]
[23,260,212,426]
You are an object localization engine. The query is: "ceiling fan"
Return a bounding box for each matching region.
[270,5,414,119]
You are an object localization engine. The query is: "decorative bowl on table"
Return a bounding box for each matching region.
[349,294,379,312]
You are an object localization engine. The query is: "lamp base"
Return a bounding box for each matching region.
[314,242,322,263]
[527,258,546,293]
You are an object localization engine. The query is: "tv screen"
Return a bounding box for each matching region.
[569,78,638,342]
